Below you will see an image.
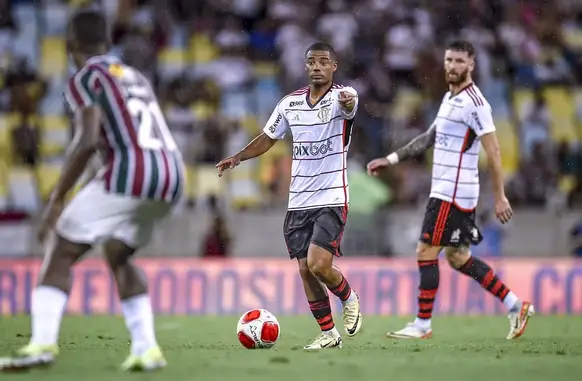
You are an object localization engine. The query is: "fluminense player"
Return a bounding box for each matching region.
[0,9,184,371]
[216,42,362,350]
[367,40,534,340]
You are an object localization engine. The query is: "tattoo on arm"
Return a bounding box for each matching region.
[395,125,436,161]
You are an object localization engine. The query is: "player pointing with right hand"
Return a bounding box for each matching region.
[217,42,362,350]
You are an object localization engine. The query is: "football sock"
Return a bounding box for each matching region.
[456,256,520,311]
[415,259,439,328]
[30,286,68,346]
[308,297,335,332]
[121,294,158,356]
[328,275,356,303]
[322,326,341,338]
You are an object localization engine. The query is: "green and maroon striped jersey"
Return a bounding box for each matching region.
[64,55,184,203]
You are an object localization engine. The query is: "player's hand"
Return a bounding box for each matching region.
[338,91,356,111]
[216,154,242,177]
[494,196,513,224]
[366,157,391,176]
[38,198,64,244]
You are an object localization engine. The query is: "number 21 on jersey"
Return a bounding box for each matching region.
[127,95,177,152]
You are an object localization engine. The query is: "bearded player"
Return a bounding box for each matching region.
[367,40,534,340]
[0,9,183,371]
[217,42,362,350]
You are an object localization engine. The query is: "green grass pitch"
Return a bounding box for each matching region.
[0,316,580,380]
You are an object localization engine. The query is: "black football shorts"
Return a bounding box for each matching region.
[420,198,483,247]
[283,206,347,259]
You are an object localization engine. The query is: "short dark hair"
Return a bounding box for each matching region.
[305,42,337,60]
[446,40,476,58]
[69,9,110,49]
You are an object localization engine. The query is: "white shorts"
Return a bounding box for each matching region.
[56,180,172,248]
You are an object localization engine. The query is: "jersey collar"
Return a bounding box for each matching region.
[86,54,121,66]
[306,84,334,109]
[449,82,474,99]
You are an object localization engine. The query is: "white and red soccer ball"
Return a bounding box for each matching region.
[237,309,280,349]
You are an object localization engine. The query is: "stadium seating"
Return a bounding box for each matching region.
[0,117,10,209]
[8,166,39,212]
[40,37,67,80]
[1,1,580,214]
[40,116,69,160]
[391,89,423,121]
[514,88,579,143]
[189,33,219,64]
[492,118,519,175]
[544,88,578,142]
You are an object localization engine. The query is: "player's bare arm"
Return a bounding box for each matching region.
[480,131,512,224]
[38,106,101,242]
[216,132,277,177]
[80,163,98,189]
[367,125,436,176]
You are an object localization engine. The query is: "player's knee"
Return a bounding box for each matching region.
[445,248,470,269]
[37,237,88,291]
[297,258,312,279]
[416,243,439,260]
[104,251,132,270]
[103,240,135,269]
[306,256,332,279]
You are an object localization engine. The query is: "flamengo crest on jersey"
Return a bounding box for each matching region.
[64,55,184,203]
[430,83,496,210]
[263,84,358,210]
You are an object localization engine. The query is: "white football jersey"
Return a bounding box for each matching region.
[263,84,358,210]
[430,83,495,210]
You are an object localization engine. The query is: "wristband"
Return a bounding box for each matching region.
[386,153,399,165]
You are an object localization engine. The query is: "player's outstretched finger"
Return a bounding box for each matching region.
[217,163,226,177]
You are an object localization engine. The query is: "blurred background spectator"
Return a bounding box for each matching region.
[0,0,580,258]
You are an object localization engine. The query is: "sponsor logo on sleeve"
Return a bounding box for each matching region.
[471,111,483,130]
[269,114,282,133]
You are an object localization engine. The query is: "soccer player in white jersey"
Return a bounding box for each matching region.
[0,10,183,371]
[217,42,362,350]
[367,40,534,340]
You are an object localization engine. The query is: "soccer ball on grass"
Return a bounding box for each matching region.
[236,309,280,349]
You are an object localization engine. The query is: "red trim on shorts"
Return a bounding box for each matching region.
[432,201,450,246]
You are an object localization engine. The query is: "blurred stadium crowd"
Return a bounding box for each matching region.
[0,0,581,216]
